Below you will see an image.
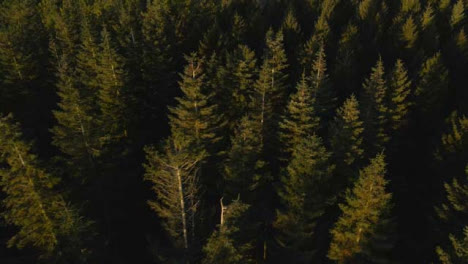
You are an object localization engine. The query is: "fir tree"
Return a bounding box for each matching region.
[274,134,334,263]
[279,73,320,156]
[0,114,89,259]
[96,27,129,148]
[203,199,254,264]
[253,29,289,144]
[330,95,364,186]
[436,165,468,263]
[387,59,411,132]
[401,16,418,49]
[361,58,389,155]
[51,56,101,178]
[144,135,206,253]
[169,54,224,156]
[450,0,465,29]
[415,52,449,114]
[328,154,393,263]
[310,44,336,124]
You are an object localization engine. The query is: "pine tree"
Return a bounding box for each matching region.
[328,154,393,263]
[415,52,449,114]
[227,45,257,126]
[0,114,89,259]
[203,199,254,264]
[274,134,334,263]
[330,95,364,185]
[387,59,411,132]
[253,29,289,144]
[51,56,101,178]
[436,165,468,263]
[144,135,206,254]
[310,44,336,124]
[224,115,265,200]
[96,27,129,148]
[169,54,224,156]
[361,58,389,155]
[401,16,418,49]
[450,0,465,29]
[280,73,319,155]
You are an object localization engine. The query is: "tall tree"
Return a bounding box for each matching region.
[203,199,254,264]
[436,165,468,264]
[169,54,224,156]
[328,154,393,263]
[274,134,334,263]
[0,114,89,260]
[330,95,364,187]
[253,29,289,145]
[414,52,449,115]
[279,73,320,156]
[360,58,389,155]
[144,135,206,257]
[387,59,411,132]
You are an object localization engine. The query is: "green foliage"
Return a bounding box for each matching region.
[280,74,319,155]
[144,135,206,250]
[450,0,465,29]
[274,134,334,262]
[254,29,289,141]
[328,154,392,263]
[401,16,419,49]
[330,95,364,185]
[436,165,468,263]
[203,200,253,264]
[415,52,449,113]
[361,58,389,154]
[0,114,89,259]
[169,54,224,155]
[387,59,411,132]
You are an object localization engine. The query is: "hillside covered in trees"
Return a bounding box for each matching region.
[1,0,468,263]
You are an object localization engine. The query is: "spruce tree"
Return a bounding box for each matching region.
[387,59,411,132]
[436,165,468,263]
[310,44,336,124]
[253,29,289,144]
[51,56,101,178]
[0,114,88,259]
[280,74,320,156]
[169,54,224,156]
[450,0,465,30]
[144,135,206,254]
[96,27,129,148]
[274,134,334,263]
[330,95,364,186]
[415,52,449,114]
[328,154,393,263]
[360,58,389,155]
[203,199,254,264]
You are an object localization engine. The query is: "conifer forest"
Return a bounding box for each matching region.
[2,0,468,263]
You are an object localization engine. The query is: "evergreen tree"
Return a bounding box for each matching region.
[274,134,334,263]
[144,135,206,254]
[401,16,418,50]
[203,199,254,264]
[330,95,364,186]
[361,58,389,155]
[0,114,89,260]
[387,59,411,132]
[169,54,224,156]
[253,29,289,144]
[51,56,101,178]
[96,27,129,149]
[450,0,465,29]
[224,115,265,201]
[280,74,319,156]
[436,165,468,264]
[415,52,449,114]
[328,154,393,263]
[310,44,336,124]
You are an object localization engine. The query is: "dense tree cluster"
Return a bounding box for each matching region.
[0,0,467,263]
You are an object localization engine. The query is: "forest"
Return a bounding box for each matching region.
[0,0,468,263]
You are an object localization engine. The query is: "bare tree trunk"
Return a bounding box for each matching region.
[177,168,189,250]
